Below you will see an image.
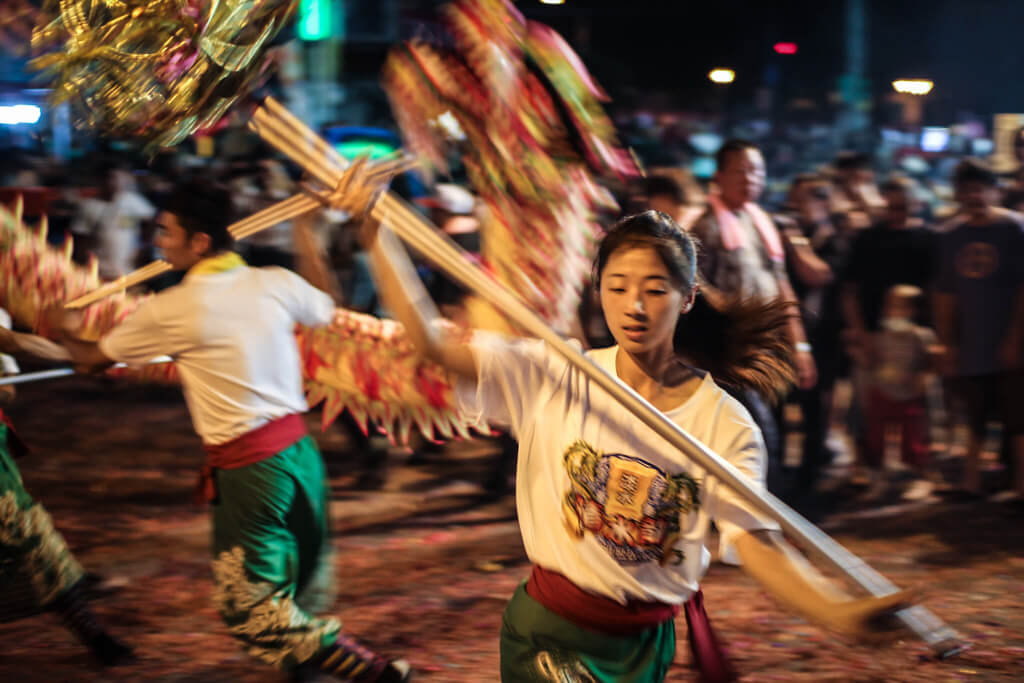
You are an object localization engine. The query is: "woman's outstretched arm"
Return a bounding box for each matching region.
[735,529,911,642]
[356,214,478,381]
[317,157,479,380]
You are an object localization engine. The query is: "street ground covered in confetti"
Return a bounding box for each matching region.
[1,376,1022,682]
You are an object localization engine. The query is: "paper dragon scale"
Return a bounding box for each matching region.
[0,198,487,444]
[383,0,639,334]
[29,0,297,150]
[11,0,639,441]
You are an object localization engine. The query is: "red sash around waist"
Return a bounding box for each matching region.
[196,413,306,503]
[526,565,736,682]
[526,564,679,636]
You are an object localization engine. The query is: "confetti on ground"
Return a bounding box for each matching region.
[1,377,1021,681]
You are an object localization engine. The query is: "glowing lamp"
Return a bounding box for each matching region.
[892,79,934,96]
[0,105,42,126]
[709,69,735,84]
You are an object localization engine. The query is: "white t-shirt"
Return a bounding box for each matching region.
[73,191,156,278]
[99,265,335,445]
[457,336,779,606]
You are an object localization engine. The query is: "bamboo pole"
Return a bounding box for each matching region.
[0,357,172,387]
[249,97,963,656]
[64,261,174,309]
[64,185,329,309]
[0,367,76,386]
[229,193,321,240]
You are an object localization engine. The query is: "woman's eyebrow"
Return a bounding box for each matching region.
[605,273,669,281]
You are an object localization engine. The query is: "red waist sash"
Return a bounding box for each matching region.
[526,564,678,636]
[196,413,306,503]
[526,565,736,682]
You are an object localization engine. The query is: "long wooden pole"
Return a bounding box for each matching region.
[0,358,171,386]
[249,97,963,656]
[0,367,76,386]
[63,189,325,309]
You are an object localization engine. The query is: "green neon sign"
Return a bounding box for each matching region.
[298,0,339,41]
[335,140,398,160]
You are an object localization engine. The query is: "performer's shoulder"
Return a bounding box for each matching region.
[250,265,307,287]
[583,344,616,369]
[141,281,187,306]
[695,376,760,429]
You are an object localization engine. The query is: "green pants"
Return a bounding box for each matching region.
[0,424,84,621]
[210,435,341,670]
[500,583,676,682]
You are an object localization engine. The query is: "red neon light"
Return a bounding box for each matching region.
[774,42,798,55]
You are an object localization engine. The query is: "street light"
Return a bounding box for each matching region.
[893,79,933,95]
[709,69,735,84]
[891,80,933,127]
[0,105,41,126]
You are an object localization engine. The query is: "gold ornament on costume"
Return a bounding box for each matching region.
[0,198,488,444]
[29,0,297,149]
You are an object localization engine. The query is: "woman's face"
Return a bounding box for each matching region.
[599,245,689,355]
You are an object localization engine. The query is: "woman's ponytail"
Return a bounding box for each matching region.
[674,289,796,401]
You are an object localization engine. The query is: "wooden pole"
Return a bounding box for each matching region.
[248,97,963,656]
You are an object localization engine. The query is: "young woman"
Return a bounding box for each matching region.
[334,167,911,681]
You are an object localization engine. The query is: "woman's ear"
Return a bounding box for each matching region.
[681,286,698,314]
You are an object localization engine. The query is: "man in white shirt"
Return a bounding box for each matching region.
[54,181,410,682]
[71,165,156,279]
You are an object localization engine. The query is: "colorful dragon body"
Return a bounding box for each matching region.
[9,0,637,443]
[0,199,486,443]
[29,0,297,150]
[383,0,639,334]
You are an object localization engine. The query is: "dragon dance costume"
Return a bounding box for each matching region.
[0,312,131,665]
[96,253,406,681]
[6,0,745,678]
[0,410,83,621]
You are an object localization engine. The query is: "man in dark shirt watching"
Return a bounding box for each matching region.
[934,159,1024,499]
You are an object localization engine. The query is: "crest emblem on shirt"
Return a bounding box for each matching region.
[955,242,999,279]
[562,440,699,565]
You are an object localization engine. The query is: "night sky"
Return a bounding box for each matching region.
[514,0,1024,122]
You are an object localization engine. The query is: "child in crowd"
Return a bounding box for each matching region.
[862,285,943,500]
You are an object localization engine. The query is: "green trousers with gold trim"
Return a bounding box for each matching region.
[0,423,85,622]
[500,583,676,682]
[210,435,342,670]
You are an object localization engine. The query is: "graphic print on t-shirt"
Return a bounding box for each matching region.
[562,440,700,566]
[955,242,999,279]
